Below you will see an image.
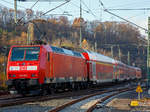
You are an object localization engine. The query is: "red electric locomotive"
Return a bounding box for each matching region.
[6,45,87,94]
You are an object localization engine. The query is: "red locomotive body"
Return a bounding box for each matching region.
[7,45,47,94]
[50,46,87,83]
[7,45,87,94]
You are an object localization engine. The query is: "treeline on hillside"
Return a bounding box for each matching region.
[0,6,147,77]
[32,18,147,72]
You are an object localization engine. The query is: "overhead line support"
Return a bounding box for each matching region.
[79,0,82,47]
[14,0,17,24]
[147,17,150,87]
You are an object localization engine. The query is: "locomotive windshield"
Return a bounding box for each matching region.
[10,47,40,61]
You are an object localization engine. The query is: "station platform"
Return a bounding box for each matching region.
[109,88,150,111]
[94,86,150,112]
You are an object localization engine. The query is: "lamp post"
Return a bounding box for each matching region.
[111,45,114,58]
[14,0,17,23]
[94,32,97,52]
[79,0,82,47]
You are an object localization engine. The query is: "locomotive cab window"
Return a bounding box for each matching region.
[11,47,40,61]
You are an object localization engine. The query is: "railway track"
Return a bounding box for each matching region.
[86,89,131,112]
[0,86,110,108]
[0,82,141,112]
[0,94,22,101]
[0,93,73,107]
[48,87,134,112]
[0,91,9,96]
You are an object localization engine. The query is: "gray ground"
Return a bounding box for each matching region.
[93,88,150,112]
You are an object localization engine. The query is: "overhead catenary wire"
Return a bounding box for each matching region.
[41,0,70,16]
[107,0,150,9]
[1,0,45,22]
[29,0,71,42]
[27,0,71,43]
[69,2,91,14]
[104,10,148,32]
[99,0,148,32]
[81,0,97,18]
[18,0,40,23]
[6,0,70,44]
[30,0,40,10]
[17,0,71,24]
[1,0,26,9]
[68,0,101,20]
[107,8,150,11]
[0,0,41,24]
[1,0,70,21]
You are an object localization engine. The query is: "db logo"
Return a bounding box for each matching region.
[20,66,27,70]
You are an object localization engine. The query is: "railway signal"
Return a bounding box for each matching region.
[130,85,143,107]
[136,85,143,100]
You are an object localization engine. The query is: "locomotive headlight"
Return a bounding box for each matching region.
[9,66,20,71]
[27,66,37,70]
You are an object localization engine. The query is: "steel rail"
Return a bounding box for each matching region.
[0,87,109,107]
[86,88,134,112]
[48,87,134,112]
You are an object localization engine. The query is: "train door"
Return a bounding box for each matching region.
[44,52,51,84]
[113,65,116,80]
[91,61,96,81]
[47,52,50,77]
[116,65,120,80]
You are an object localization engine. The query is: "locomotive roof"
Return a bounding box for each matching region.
[50,46,85,58]
[128,65,141,70]
[115,60,126,66]
[10,45,85,58]
[84,50,116,64]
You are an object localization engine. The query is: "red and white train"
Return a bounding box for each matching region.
[6,45,142,94]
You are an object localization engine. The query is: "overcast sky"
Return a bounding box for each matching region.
[0,0,150,36]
